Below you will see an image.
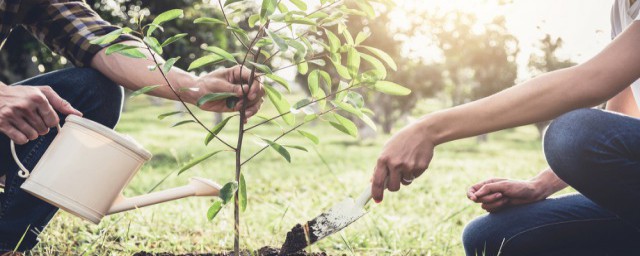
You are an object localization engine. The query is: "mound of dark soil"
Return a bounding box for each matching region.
[133,246,328,256]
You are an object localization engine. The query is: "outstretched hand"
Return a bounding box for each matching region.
[194,65,264,121]
[467,178,547,212]
[371,121,435,203]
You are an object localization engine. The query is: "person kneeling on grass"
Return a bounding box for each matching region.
[370,0,640,255]
[0,0,264,253]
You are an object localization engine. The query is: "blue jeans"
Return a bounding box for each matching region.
[463,109,640,256]
[0,68,123,251]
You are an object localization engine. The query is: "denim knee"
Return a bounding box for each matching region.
[543,109,605,182]
[463,215,503,256]
[67,68,123,128]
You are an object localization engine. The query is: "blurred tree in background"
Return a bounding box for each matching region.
[1,0,573,139]
[528,34,576,137]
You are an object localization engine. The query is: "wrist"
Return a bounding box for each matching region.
[418,112,449,146]
[530,177,553,200]
[173,73,199,105]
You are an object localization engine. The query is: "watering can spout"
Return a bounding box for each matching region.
[107,177,221,215]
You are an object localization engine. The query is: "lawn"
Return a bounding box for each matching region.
[30,96,560,255]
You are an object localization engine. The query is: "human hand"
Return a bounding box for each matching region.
[467,178,548,213]
[191,65,264,120]
[0,85,82,144]
[371,121,435,203]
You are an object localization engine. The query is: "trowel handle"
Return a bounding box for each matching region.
[355,177,388,207]
[355,184,373,207]
[11,124,62,178]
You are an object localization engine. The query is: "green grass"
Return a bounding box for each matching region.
[30,97,561,255]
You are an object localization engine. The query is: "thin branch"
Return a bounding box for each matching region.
[217,0,253,54]
[139,31,236,150]
[244,84,353,131]
[241,107,337,166]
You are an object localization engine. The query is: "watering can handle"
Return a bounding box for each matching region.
[10,124,62,178]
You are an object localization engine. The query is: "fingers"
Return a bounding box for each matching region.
[476,192,503,204]
[39,87,82,117]
[1,123,28,145]
[473,183,501,199]
[371,160,388,203]
[482,198,510,213]
[12,118,38,141]
[22,109,49,135]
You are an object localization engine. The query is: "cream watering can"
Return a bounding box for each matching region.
[9,115,221,224]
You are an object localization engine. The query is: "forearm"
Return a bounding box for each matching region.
[90,40,199,104]
[423,66,617,145]
[420,22,640,145]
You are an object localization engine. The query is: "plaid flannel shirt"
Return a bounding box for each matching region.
[0,0,137,67]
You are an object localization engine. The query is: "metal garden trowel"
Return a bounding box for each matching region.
[280,184,373,254]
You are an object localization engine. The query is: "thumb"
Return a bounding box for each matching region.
[40,88,82,116]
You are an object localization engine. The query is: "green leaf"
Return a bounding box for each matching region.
[224,0,244,7]
[346,91,365,108]
[333,101,362,117]
[248,14,261,27]
[325,29,340,53]
[297,61,309,75]
[158,111,184,120]
[220,181,238,204]
[331,60,351,79]
[90,28,125,45]
[266,74,290,92]
[194,17,226,25]
[197,92,237,107]
[145,24,164,37]
[261,138,291,162]
[131,85,161,97]
[355,31,371,45]
[239,174,247,212]
[363,46,397,71]
[162,57,180,74]
[248,61,273,74]
[172,120,195,127]
[292,98,311,110]
[161,33,188,47]
[207,201,223,220]
[264,85,294,125]
[360,114,377,131]
[144,37,163,54]
[356,1,375,17]
[329,113,358,138]
[284,145,308,152]
[260,0,277,21]
[205,115,235,145]
[347,47,361,77]
[307,70,319,96]
[289,0,307,11]
[116,48,146,59]
[178,150,224,175]
[373,81,411,96]
[360,53,387,79]
[188,55,224,71]
[297,130,319,144]
[343,29,354,45]
[266,30,288,52]
[105,44,138,55]
[153,9,183,25]
[205,46,237,63]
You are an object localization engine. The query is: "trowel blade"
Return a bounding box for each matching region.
[280,197,367,254]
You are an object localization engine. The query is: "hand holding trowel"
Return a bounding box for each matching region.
[279,183,377,255]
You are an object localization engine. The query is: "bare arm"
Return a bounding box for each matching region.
[90,40,264,117]
[371,21,640,202]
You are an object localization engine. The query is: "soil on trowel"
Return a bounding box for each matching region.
[133,246,329,256]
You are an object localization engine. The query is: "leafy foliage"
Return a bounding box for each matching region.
[88,1,408,253]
